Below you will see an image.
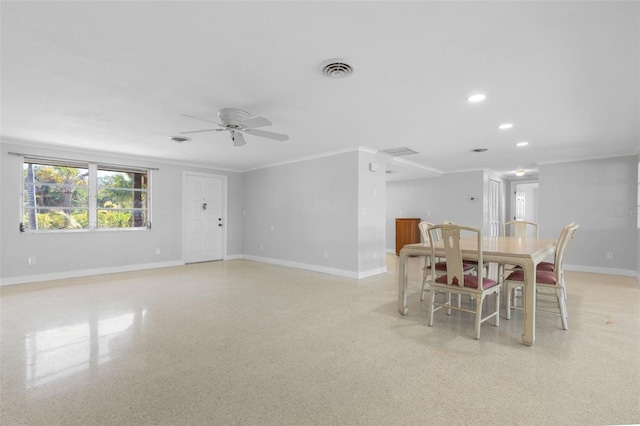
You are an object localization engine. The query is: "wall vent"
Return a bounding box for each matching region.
[380,147,418,157]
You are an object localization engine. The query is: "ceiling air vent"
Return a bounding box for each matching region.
[380,147,418,157]
[170,136,191,143]
[319,59,355,78]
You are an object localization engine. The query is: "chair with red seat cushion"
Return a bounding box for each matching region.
[498,220,540,283]
[504,223,579,330]
[426,223,501,339]
[418,221,476,301]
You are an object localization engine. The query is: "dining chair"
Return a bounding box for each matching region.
[503,220,539,239]
[442,220,489,277]
[419,221,475,301]
[498,220,540,284]
[426,223,501,339]
[535,222,576,272]
[509,222,576,302]
[504,223,579,330]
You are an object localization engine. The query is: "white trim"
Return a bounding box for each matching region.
[0,260,184,287]
[245,146,365,172]
[224,254,244,260]
[357,266,387,279]
[390,156,442,175]
[1,138,243,173]
[564,264,636,278]
[242,254,386,279]
[537,153,638,167]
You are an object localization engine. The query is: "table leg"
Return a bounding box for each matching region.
[521,259,536,346]
[398,249,409,315]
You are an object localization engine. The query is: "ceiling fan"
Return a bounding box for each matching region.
[179,108,289,147]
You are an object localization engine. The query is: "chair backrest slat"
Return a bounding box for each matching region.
[418,221,436,243]
[428,223,483,288]
[503,220,539,238]
[555,223,579,270]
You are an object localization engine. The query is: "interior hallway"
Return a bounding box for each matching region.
[1,255,638,425]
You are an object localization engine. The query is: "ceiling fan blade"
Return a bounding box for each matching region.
[179,128,225,134]
[231,132,246,147]
[241,116,272,129]
[181,114,224,127]
[244,128,289,141]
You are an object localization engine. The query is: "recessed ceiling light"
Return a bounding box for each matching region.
[472,148,488,153]
[467,94,486,103]
[516,141,529,147]
[170,136,191,143]
[498,123,513,130]
[515,169,525,177]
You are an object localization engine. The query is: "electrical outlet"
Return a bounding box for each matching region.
[155,248,161,255]
[324,251,329,259]
[260,244,264,251]
[606,252,614,260]
[270,225,274,231]
[28,257,36,265]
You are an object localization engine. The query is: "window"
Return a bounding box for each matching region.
[22,158,150,232]
[97,167,148,229]
[23,161,90,231]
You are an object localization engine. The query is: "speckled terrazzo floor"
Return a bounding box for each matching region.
[1,255,639,425]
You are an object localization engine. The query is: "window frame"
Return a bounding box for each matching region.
[20,157,152,233]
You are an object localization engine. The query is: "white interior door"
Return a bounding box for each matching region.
[488,179,501,237]
[184,173,224,263]
[515,189,526,221]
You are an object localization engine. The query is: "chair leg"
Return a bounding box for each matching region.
[420,272,428,301]
[493,290,500,327]
[558,288,568,330]
[428,289,436,327]
[506,283,512,320]
[497,263,504,284]
[474,295,484,339]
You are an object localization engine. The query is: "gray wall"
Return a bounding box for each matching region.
[357,150,387,273]
[242,151,360,273]
[538,156,637,275]
[0,142,244,284]
[386,171,485,250]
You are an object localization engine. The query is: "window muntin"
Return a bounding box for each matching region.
[97,168,149,229]
[21,160,150,232]
[23,162,89,231]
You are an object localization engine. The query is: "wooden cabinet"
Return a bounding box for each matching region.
[395,218,421,255]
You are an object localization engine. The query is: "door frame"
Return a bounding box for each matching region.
[509,179,539,223]
[182,171,228,262]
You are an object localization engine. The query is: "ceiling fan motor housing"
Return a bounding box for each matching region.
[218,108,250,126]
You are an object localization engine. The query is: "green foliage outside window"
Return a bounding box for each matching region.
[23,162,149,231]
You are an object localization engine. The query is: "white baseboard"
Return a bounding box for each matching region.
[224,254,244,260]
[564,264,637,278]
[0,260,185,287]
[242,255,386,279]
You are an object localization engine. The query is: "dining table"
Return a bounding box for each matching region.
[398,236,556,346]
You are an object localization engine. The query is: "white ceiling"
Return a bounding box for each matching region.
[2,1,638,181]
